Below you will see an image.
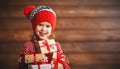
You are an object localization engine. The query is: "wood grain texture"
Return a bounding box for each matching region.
[0,6,120,18]
[0,0,120,69]
[0,30,120,42]
[1,41,120,54]
[0,18,120,30]
[1,0,120,6]
[60,42,120,53]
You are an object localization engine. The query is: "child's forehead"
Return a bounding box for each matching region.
[39,22,51,25]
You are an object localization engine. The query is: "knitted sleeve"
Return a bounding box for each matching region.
[55,42,70,69]
[56,42,66,59]
[18,42,35,69]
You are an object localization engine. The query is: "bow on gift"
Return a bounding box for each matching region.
[52,55,70,69]
[43,40,56,52]
[32,53,48,69]
[38,39,57,54]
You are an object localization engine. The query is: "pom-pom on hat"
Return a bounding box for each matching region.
[23,5,56,31]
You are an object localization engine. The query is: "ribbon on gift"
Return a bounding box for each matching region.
[33,53,49,69]
[25,52,47,64]
[43,40,51,52]
[37,62,49,69]
[52,55,70,69]
[33,53,40,69]
[33,53,37,64]
[38,40,57,54]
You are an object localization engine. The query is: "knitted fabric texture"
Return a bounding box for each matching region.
[23,5,56,31]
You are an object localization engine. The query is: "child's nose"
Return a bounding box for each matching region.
[42,26,47,31]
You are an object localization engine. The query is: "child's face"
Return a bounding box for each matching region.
[35,22,52,40]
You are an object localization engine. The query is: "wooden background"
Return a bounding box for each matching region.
[0,0,120,69]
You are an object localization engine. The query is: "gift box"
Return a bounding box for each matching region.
[28,64,51,69]
[58,63,64,69]
[38,39,57,54]
[51,62,64,69]
[25,53,45,64]
[51,55,70,69]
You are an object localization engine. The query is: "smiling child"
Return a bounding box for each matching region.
[18,5,70,69]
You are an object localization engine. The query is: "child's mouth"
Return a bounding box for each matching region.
[39,32,47,36]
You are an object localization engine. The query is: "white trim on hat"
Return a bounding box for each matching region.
[29,6,56,22]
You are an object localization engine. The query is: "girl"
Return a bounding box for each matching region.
[18,5,70,69]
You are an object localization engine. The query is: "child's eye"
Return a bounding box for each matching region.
[38,24,43,26]
[46,25,51,28]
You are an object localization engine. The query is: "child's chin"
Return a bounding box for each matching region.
[39,36,47,40]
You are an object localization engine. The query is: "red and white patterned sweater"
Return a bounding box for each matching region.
[18,41,65,69]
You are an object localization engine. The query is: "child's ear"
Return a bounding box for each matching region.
[23,5,36,18]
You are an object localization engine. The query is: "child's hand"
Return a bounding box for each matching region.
[65,57,70,64]
[51,61,54,69]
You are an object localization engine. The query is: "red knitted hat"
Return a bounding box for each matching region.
[23,5,56,31]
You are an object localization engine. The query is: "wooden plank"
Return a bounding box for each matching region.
[1,63,120,69]
[70,64,120,69]
[1,0,120,6]
[0,54,18,69]
[1,42,120,54]
[0,30,32,42]
[0,18,120,30]
[0,54,17,63]
[67,54,120,65]
[0,19,32,30]
[0,30,120,42]
[57,18,120,30]
[55,30,120,41]
[1,63,119,69]
[0,6,120,18]
[0,42,24,54]
[61,42,120,54]
[55,6,120,18]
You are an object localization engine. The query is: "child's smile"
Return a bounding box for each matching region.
[39,31,48,37]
